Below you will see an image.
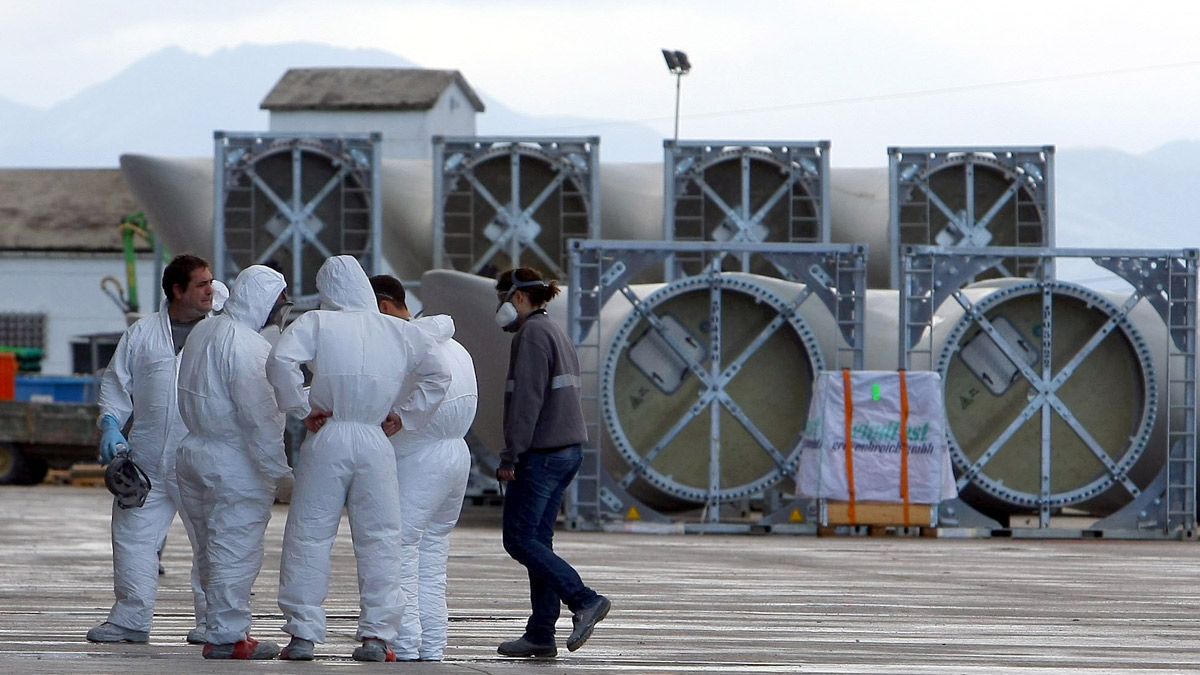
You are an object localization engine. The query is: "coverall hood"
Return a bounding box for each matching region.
[224,265,287,330]
[316,255,376,311]
[411,314,455,344]
[211,279,230,313]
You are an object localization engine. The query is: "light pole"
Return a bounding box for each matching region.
[661,49,691,143]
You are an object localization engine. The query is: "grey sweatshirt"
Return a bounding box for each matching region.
[501,310,588,466]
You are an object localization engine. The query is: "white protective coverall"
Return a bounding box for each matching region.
[176,265,291,645]
[391,316,477,660]
[97,301,208,634]
[267,255,451,647]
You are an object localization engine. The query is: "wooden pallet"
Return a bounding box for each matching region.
[46,463,106,488]
[817,500,938,537]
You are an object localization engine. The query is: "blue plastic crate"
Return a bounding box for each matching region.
[15,375,99,403]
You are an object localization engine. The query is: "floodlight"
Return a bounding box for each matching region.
[661,49,692,142]
[662,49,680,72]
[675,51,691,73]
[661,49,691,75]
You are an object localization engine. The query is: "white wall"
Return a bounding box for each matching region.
[0,254,163,374]
[267,83,477,160]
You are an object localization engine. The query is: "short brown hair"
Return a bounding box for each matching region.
[369,274,407,309]
[495,267,560,306]
[162,254,210,302]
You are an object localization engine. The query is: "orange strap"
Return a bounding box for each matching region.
[842,369,857,525]
[899,370,911,527]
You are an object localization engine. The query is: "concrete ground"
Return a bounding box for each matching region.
[1,485,1199,673]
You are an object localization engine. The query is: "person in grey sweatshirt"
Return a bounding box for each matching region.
[493,267,611,659]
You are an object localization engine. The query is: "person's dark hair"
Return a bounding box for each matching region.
[262,258,285,275]
[369,274,407,309]
[162,254,210,302]
[495,267,560,306]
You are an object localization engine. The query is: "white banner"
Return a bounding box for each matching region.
[797,370,957,503]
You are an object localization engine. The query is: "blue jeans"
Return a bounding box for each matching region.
[502,445,598,643]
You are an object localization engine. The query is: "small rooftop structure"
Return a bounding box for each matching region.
[0,169,144,252]
[260,67,485,113]
[259,67,484,160]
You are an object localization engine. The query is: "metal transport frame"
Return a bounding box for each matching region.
[432,136,600,278]
[664,140,831,281]
[888,146,1054,289]
[566,240,866,533]
[213,131,383,309]
[900,246,1198,539]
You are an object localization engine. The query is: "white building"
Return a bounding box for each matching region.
[260,67,485,160]
[0,169,162,375]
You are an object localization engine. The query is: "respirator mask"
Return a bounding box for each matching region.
[494,280,547,333]
[263,292,293,332]
[105,450,151,510]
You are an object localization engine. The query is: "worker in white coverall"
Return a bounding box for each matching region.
[267,255,452,663]
[371,274,476,661]
[88,254,212,645]
[176,265,293,660]
[152,276,226,576]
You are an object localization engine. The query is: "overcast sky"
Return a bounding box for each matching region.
[3,0,1199,166]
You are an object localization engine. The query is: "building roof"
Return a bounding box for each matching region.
[0,169,148,252]
[260,68,486,113]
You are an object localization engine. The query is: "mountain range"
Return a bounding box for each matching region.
[0,42,662,167]
[0,42,1195,254]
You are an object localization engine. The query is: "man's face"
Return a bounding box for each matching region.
[174,267,214,316]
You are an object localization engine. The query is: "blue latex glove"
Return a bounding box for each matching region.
[99,414,128,465]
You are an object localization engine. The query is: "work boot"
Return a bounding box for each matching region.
[186,626,206,644]
[566,595,611,652]
[352,637,397,662]
[86,621,149,644]
[279,636,315,661]
[202,636,280,660]
[497,635,557,658]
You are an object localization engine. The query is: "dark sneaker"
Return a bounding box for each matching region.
[566,595,611,652]
[497,636,558,658]
[86,621,149,644]
[352,637,397,662]
[202,636,280,660]
[186,626,206,644]
[279,636,315,661]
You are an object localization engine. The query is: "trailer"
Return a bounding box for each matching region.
[0,400,99,484]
